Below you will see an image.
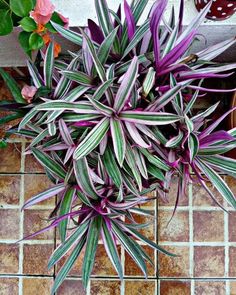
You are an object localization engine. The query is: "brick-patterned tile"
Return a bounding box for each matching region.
[24,209,54,240]
[193,211,224,242]
[23,278,53,295]
[194,246,225,277]
[125,246,155,276]
[158,210,189,242]
[90,280,121,295]
[0,209,20,240]
[160,280,191,295]
[158,246,190,278]
[192,181,224,207]
[125,280,156,295]
[0,143,21,173]
[229,247,236,277]
[23,244,54,275]
[158,177,189,207]
[0,278,19,295]
[194,281,225,295]
[0,243,19,274]
[229,212,236,242]
[24,174,54,207]
[57,279,86,295]
[0,175,21,206]
[24,152,44,173]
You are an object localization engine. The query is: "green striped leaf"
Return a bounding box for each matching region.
[125,143,142,190]
[27,60,43,88]
[74,157,98,200]
[111,222,147,277]
[94,0,113,37]
[62,113,102,122]
[201,155,236,175]
[165,131,184,148]
[142,67,155,97]
[44,42,54,89]
[82,216,102,288]
[102,221,123,279]
[114,56,139,113]
[59,188,75,243]
[0,68,25,104]
[48,220,90,269]
[73,118,110,160]
[122,19,149,58]
[188,133,199,162]
[102,145,122,188]
[120,111,180,125]
[35,101,97,113]
[86,95,114,116]
[51,236,86,295]
[110,118,126,166]
[62,70,93,86]
[31,148,66,179]
[139,148,169,172]
[196,158,236,209]
[92,79,113,101]
[147,163,165,181]
[52,22,84,46]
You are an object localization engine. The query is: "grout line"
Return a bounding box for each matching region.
[157,242,236,246]
[189,182,194,295]
[86,280,91,295]
[158,206,233,212]
[18,142,26,295]
[224,187,230,295]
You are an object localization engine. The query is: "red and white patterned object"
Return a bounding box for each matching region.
[195,0,236,20]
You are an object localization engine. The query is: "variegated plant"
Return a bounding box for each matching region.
[1,0,236,292]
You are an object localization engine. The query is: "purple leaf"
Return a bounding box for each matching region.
[124,0,136,41]
[150,0,168,70]
[88,19,104,44]
[199,131,235,147]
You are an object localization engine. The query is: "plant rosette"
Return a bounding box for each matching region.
[1,0,236,293]
[0,0,69,57]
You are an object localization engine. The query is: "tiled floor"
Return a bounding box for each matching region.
[0,141,236,294]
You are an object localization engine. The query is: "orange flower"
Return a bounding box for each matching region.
[35,24,45,33]
[42,33,51,45]
[53,42,61,58]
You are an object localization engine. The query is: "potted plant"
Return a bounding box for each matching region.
[1,0,236,293]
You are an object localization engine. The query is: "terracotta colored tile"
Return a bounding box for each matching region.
[92,245,120,276]
[25,152,44,173]
[23,244,54,275]
[24,209,54,240]
[194,281,225,295]
[125,280,156,295]
[0,243,19,274]
[229,212,236,242]
[57,279,86,295]
[193,211,224,242]
[126,212,155,240]
[0,175,21,206]
[192,181,224,207]
[158,177,189,207]
[0,278,19,295]
[160,280,190,295]
[158,210,189,242]
[194,246,225,277]
[90,280,121,295]
[0,143,21,173]
[125,246,155,276]
[24,174,54,207]
[0,209,20,239]
[158,246,190,278]
[23,278,53,295]
[225,176,236,200]
[230,281,236,294]
[229,247,236,277]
